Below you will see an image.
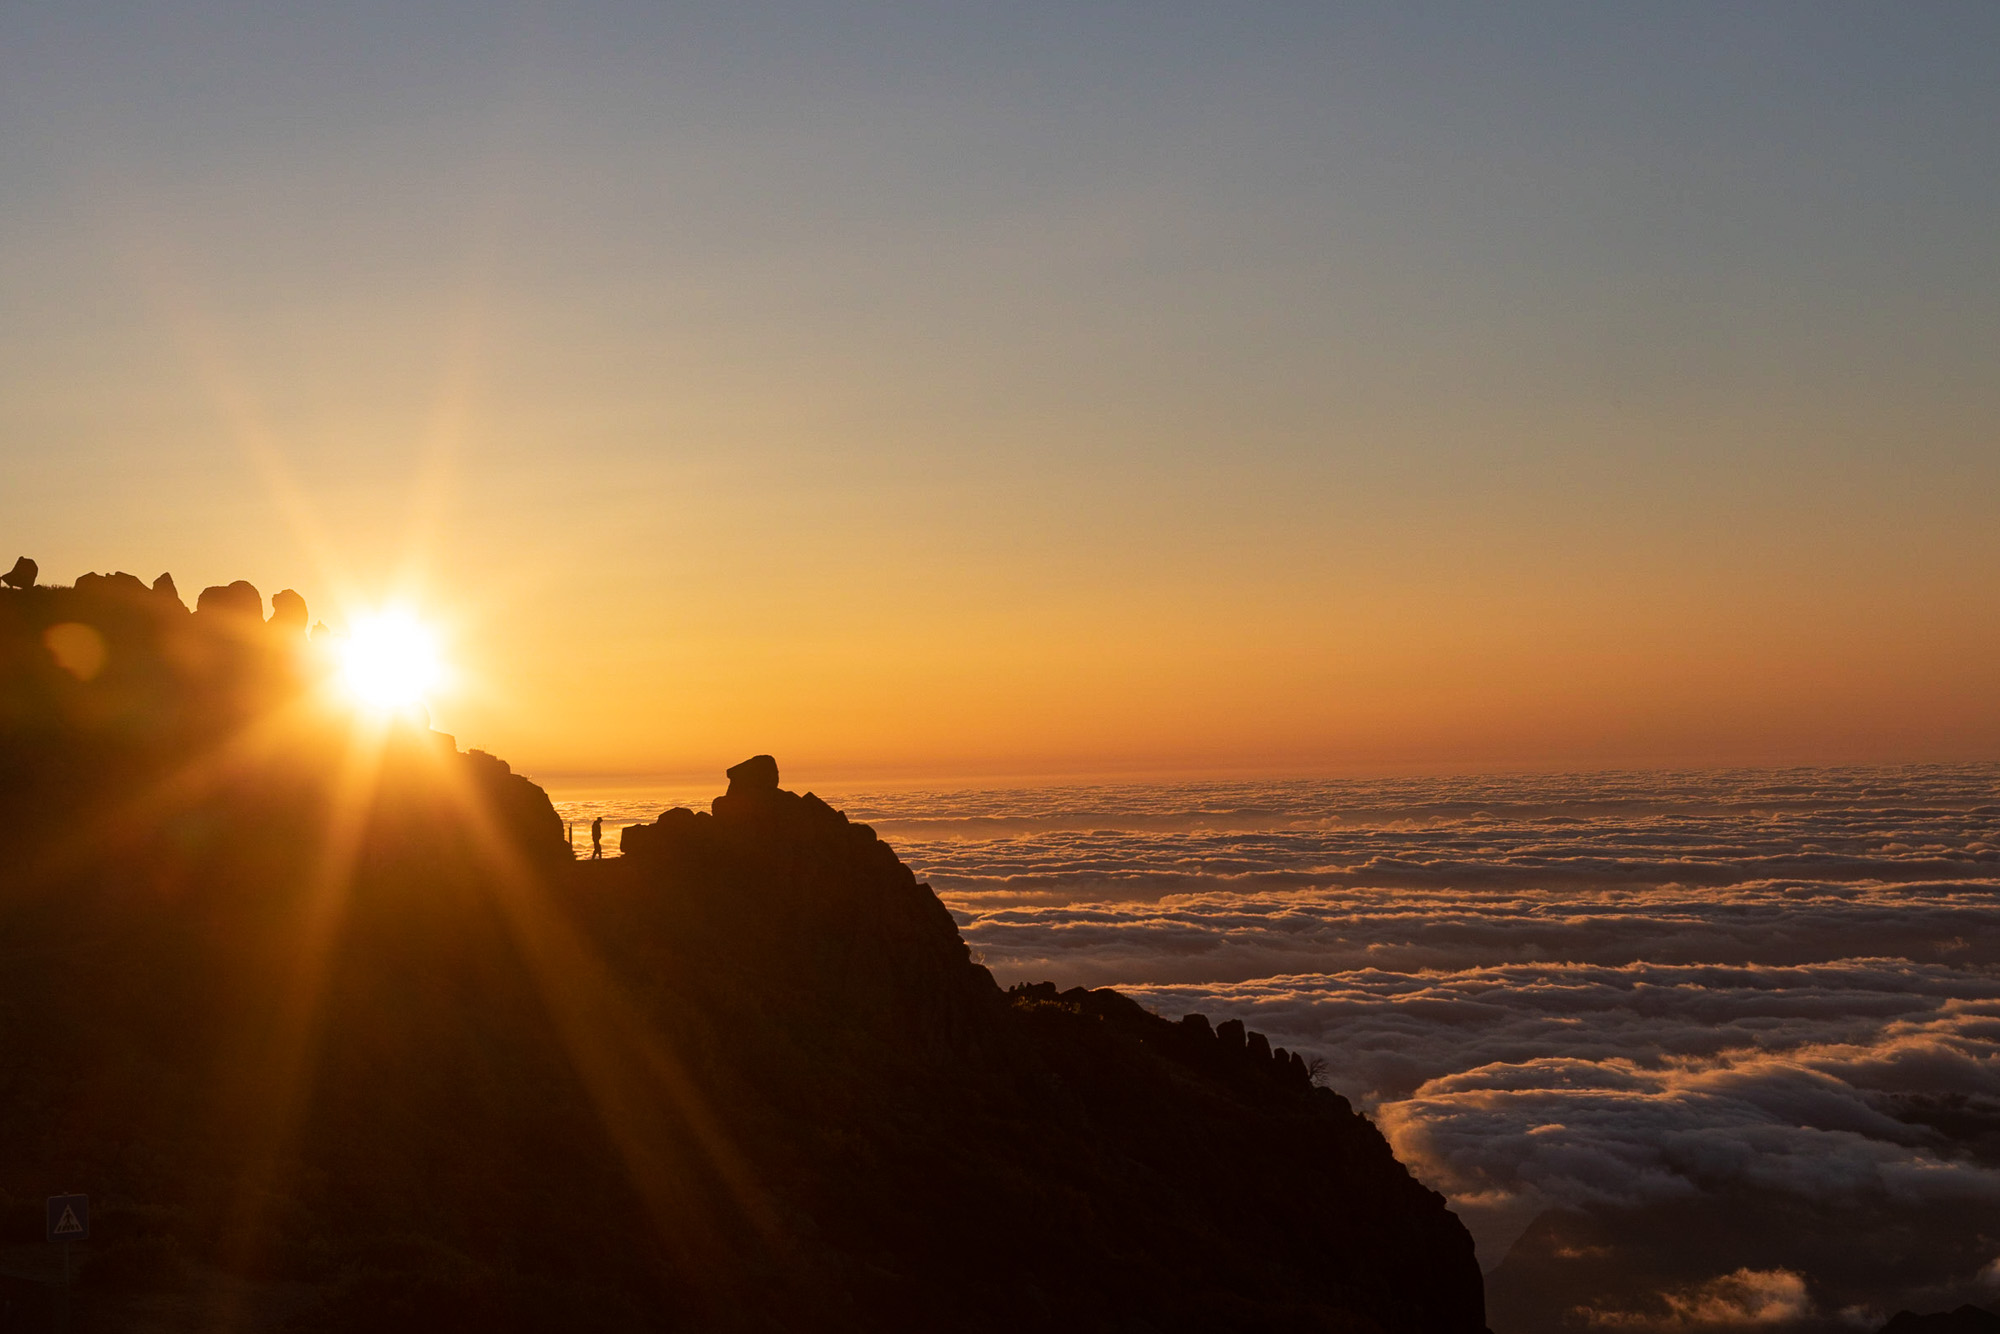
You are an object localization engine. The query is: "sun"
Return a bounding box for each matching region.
[338,608,446,713]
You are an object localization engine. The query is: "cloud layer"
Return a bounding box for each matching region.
[573,765,2000,1320]
[868,765,2000,1300]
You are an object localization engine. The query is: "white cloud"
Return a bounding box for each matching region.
[1577,1268,1813,1328]
[838,765,2000,1285]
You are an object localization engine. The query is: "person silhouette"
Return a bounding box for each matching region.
[590,816,603,859]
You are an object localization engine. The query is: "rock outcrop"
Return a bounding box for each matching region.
[601,768,1488,1332]
[0,567,1489,1333]
[195,578,263,620]
[726,751,779,791]
[269,587,308,634]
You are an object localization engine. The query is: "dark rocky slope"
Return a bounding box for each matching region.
[0,571,1486,1331]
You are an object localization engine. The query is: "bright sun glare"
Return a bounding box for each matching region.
[339,609,446,713]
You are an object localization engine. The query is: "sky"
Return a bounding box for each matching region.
[2,2,1997,782]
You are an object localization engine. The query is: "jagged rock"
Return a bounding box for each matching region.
[76,570,150,600]
[196,580,263,620]
[2,556,34,589]
[270,588,308,634]
[152,572,186,610]
[1272,1045,1312,1088]
[1249,1030,1273,1062]
[1216,1017,1247,1054]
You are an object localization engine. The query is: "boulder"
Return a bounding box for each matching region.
[76,571,150,599]
[269,588,308,634]
[2,556,34,589]
[196,581,263,621]
[619,806,701,862]
[726,754,780,793]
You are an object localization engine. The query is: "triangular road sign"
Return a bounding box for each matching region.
[45,1193,88,1242]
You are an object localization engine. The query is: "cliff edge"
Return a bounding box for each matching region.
[600,755,1486,1332]
[0,571,1486,1331]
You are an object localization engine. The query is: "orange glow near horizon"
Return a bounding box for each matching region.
[9,9,2000,784]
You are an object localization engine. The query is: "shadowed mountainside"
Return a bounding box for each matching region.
[0,569,1486,1331]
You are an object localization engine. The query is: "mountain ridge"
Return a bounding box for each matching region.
[0,569,1487,1331]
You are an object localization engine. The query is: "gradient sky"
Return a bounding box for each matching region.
[3,2,1997,780]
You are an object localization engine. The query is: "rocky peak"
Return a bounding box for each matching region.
[724,752,780,793]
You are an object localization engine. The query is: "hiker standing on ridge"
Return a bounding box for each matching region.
[590,816,603,859]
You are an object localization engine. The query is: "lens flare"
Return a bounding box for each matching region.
[338,609,445,711]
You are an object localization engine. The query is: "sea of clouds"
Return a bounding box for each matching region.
[872,766,2000,1328]
[560,766,2000,1328]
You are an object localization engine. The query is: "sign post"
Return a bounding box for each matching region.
[45,1194,87,1331]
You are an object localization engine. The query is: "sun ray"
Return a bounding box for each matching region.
[207,715,393,1331]
[0,669,401,1331]
[4,688,335,900]
[426,757,785,1262]
[117,234,364,614]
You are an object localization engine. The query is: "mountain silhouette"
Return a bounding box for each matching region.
[0,566,1487,1332]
